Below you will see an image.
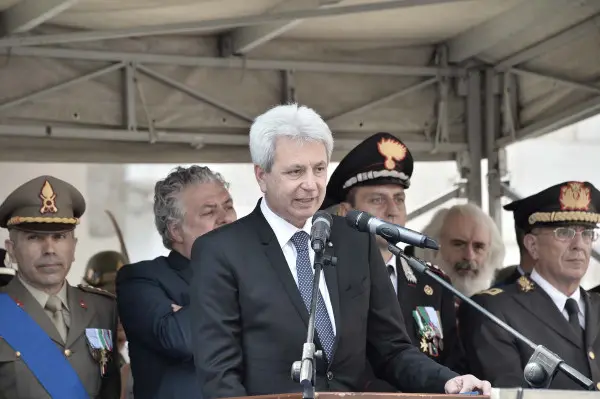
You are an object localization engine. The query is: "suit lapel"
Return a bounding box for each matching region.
[583,290,600,346]
[66,284,95,347]
[253,204,310,327]
[513,288,582,348]
[4,278,64,345]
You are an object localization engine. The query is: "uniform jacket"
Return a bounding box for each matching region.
[0,278,120,398]
[458,277,600,390]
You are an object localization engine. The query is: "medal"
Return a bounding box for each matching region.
[414,306,444,357]
[85,328,113,376]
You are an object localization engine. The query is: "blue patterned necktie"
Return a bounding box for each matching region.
[290,231,335,361]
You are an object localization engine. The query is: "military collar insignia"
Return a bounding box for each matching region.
[517,275,535,292]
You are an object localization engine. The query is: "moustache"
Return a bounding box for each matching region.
[454,261,477,272]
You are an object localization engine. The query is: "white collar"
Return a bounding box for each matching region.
[530,269,583,317]
[260,197,312,249]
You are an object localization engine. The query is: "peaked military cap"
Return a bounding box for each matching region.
[321,132,413,209]
[0,175,86,233]
[503,181,600,232]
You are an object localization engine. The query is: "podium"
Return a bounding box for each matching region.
[225,389,600,399]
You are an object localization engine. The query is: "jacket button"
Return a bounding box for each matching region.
[327,371,333,381]
[15,351,21,358]
[64,349,72,357]
[589,351,595,360]
[597,382,600,390]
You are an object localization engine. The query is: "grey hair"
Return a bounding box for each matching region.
[414,203,506,272]
[154,165,229,250]
[249,103,334,172]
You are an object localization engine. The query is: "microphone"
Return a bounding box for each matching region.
[345,209,439,250]
[310,211,332,253]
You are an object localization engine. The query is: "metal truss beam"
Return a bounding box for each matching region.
[326,77,438,123]
[0,0,472,47]
[496,95,600,147]
[0,62,124,113]
[136,64,253,122]
[1,0,78,35]
[495,12,600,71]
[406,184,465,222]
[501,183,600,263]
[447,0,564,63]
[0,123,467,153]
[464,68,483,206]
[509,67,600,96]
[1,46,460,77]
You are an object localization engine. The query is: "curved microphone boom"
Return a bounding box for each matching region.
[345,209,439,250]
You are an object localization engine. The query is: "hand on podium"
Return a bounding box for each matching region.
[445,374,492,395]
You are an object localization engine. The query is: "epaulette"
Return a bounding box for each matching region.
[424,261,450,280]
[476,287,504,296]
[77,284,116,299]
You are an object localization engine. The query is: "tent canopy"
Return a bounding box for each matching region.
[0,0,597,165]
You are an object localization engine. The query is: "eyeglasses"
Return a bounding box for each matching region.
[541,227,600,243]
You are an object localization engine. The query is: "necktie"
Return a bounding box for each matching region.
[46,295,68,341]
[387,265,397,294]
[290,231,335,361]
[564,298,584,342]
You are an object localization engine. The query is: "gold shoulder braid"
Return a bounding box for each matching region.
[478,287,503,296]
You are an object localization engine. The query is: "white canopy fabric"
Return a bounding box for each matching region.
[0,0,597,165]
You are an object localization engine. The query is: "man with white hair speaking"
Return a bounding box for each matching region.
[415,204,505,298]
[189,104,491,398]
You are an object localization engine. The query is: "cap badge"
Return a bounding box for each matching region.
[559,182,591,211]
[377,138,407,170]
[39,180,58,214]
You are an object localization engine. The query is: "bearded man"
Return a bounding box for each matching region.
[415,204,505,298]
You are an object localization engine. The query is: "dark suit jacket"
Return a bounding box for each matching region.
[458,279,600,390]
[116,250,199,399]
[0,278,120,399]
[492,265,522,288]
[190,201,457,399]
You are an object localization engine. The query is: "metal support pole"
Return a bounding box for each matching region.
[123,62,137,131]
[136,64,254,122]
[485,68,503,229]
[0,62,124,113]
[464,68,483,206]
[501,183,600,263]
[282,70,297,103]
[406,184,464,222]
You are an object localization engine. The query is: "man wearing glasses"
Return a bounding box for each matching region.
[458,181,600,390]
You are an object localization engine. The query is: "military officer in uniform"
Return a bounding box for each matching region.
[0,175,120,398]
[321,132,463,388]
[459,181,600,390]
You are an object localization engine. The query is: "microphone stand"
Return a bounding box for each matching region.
[291,242,337,399]
[388,243,597,391]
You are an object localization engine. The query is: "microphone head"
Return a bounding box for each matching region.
[345,209,370,232]
[312,210,333,226]
[524,361,548,388]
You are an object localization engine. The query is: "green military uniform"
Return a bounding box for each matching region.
[459,181,600,390]
[0,175,120,398]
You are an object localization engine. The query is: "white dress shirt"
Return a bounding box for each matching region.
[385,254,398,294]
[530,269,585,328]
[260,198,336,334]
